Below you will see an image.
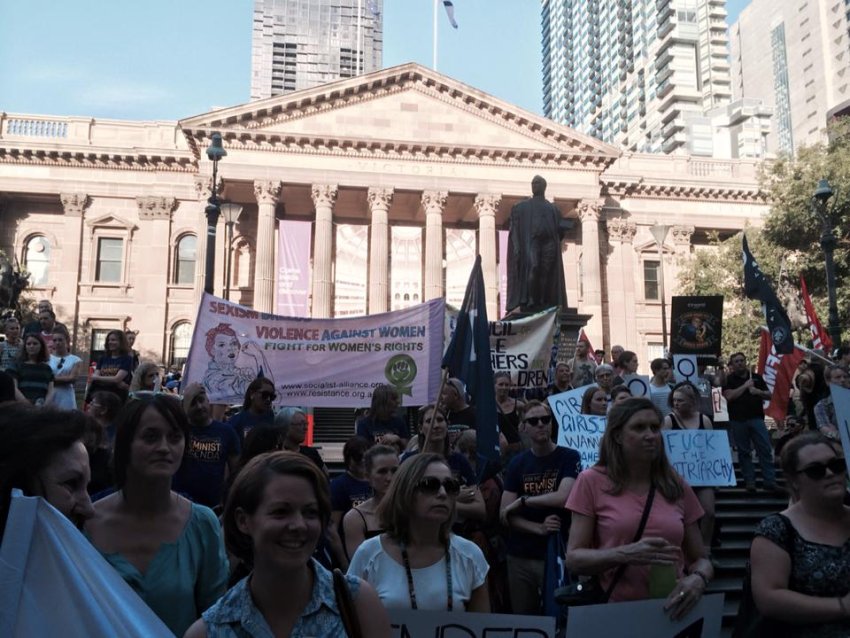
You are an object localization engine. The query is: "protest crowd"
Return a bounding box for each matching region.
[1,291,850,638]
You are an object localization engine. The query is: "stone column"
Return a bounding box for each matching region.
[669,224,694,305]
[193,176,212,304]
[60,193,89,349]
[422,190,447,301]
[367,187,393,314]
[474,193,501,318]
[578,199,604,344]
[311,184,338,318]
[253,180,282,313]
[605,216,638,353]
[137,196,177,355]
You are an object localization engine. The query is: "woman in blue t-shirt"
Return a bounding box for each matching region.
[87,329,133,403]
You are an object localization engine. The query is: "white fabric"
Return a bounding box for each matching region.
[347,533,488,611]
[0,490,173,637]
[48,354,82,409]
[649,382,672,418]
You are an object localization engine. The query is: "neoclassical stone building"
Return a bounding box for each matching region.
[0,63,766,370]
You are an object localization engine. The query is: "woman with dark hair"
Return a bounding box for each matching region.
[85,394,228,636]
[343,444,399,559]
[581,385,608,416]
[495,371,524,452]
[185,452,390,638]
[87,329,133,403]
[88,389,124,447]
[9,332,54,405]
[566,397,712,619]
[355,384,409,445]
[348,453,490,612]
[663,382,716,548]
[746,432,850,637]
[0,404,94,531]
[610,384,632,407]
[612,350,639,385]
[226,377,276,441]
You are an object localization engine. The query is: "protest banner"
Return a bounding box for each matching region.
[663,430,736,487]
[549,391,606,467]
[673,355,699,384]
[276,220,312,317]
[711,388,728,422]
[757,327,805,421]
[183,293,444,407]
[388,608,555,638]
[548,384,596,416]
[622,374,650,397]
[446,306,558,392]
[670,296,723,358]
[566,593,723,638]
[831,384,850,476]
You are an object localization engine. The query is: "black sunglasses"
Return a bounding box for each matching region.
[416,476,461,496]
[525,415,552,426]
[259,391,277,401]
[796,458,846,480]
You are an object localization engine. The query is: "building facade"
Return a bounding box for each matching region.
[731,0,850,155]
[251,0,383,100]
[0,64,767,373]
[541,0,771,158]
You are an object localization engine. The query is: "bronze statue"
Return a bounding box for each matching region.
[506,175,571,314]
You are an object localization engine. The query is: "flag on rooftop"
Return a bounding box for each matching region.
[443,1,458,28]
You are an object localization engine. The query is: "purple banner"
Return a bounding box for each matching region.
[277,220,312,317]
[498,230,509,319]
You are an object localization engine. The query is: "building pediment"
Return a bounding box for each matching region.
[179,63,620,169]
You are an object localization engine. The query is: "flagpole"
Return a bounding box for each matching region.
[432,0,438,70]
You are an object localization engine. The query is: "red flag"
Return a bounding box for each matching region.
[757,328,805,421]
[578,328,598,362]
[800,276,833,352]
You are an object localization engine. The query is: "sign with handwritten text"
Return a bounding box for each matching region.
[549,394,606,467]
[388,608,555,637]
[662,430,735,487]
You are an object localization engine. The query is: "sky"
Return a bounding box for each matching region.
[0,0,752,122]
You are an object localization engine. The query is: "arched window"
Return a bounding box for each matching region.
[170,322,193,368]
[174,235,197,285]
[24,235,51,286]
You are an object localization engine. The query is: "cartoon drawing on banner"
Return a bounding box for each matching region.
[201,323,274,400]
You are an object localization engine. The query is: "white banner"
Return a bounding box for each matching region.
[388,608,555,637]
[711,387,729,422]
[184,293,445,407]
[663,430,736,487]
[623,374,651,397]
[445,306,558,390]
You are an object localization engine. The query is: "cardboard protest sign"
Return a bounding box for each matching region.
[831,384,850,476]
[673,355,699,384]
[388,608,555,637]
[566,593,723,638]
[548,384,596,416]
[663,430,736,487]
[184,293,444,407]
[710,388,728,422]
[670,296,723,357]
[549,391,606,467]
[622,374,650,397]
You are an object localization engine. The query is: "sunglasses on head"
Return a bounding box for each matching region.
[796,458,846,480]
[416,476,461,496]
[525,415,552,426]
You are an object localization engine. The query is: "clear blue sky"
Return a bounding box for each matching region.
[0,0,752,121]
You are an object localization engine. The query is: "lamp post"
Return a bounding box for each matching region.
[650,223,671,352]
[220,202,243,301]
[811,179,842,348]
[204,132,227,295]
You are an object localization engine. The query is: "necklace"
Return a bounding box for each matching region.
[399,538,453,611]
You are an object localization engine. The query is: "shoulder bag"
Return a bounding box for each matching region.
[333,568,364,638]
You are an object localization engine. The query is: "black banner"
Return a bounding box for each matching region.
[670,296,723,357]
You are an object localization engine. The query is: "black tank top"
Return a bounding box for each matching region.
[669,412,707,431]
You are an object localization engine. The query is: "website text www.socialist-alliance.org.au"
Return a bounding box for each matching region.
[276,380,387,400]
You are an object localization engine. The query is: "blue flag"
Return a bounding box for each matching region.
[742,234,794,354]
[442,255,498,460]
[443,1,458,28]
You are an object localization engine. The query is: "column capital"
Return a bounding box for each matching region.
[577,199,603,223]
[671,224,695,246]
[606,216,637,243]
[136,196,177,221]
[193,176,213,202]
[311,184,338,208]
[474,193,502,218]
[367,187,394,211]
[421,190,447,212]
[254,180,283,206]
[60,193,89,217]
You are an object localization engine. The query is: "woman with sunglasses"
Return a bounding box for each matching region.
[226,378,276,441]
[343,444,399,559]
[500,400,582,614]
[85,394,229,636]
[347,452,490,611]
[748,432,850,636]
[10,332,54,406]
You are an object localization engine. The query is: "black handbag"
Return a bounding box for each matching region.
[333,568,363,638]
[555,483,656,607]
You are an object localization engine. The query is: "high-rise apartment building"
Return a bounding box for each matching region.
[541,0,770,157]
[251,0,383,100]
[731,0,850,156]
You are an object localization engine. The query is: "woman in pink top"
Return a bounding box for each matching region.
[565,397,713,620]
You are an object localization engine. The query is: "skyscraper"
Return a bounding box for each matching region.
[541,0,769,157]
[731,0,850,156]
[251,0,383,100]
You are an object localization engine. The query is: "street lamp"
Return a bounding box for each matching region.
[220,202,243,301]
[811,178,842,348]
[204,132,227,295]
[650,223,671,352]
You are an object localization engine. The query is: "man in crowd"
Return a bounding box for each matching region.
[569,339,597,388]
[814,364,850,440]
[723,352,779,494]
[594,364,615,401]
[442,377,477,445]
[48,327,82,410]
[610,344,625,370]
[23,300,65,335]
[648,358,673,418]
[0,315,22,371]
